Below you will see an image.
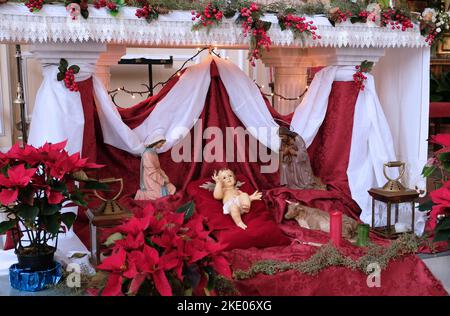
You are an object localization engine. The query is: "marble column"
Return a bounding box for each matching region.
[95,44,126,90]
[262,48,310,115]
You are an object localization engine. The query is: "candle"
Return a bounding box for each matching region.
[356,224,370,247]
[330,211,342,247]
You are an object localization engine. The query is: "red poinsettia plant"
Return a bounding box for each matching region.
[0,140,104,256]
[420,134,450,247]
[88,201,232,296]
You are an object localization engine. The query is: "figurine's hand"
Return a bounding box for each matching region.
[250,191,262,201]
[212,170,221,183]
[237,222,247,230]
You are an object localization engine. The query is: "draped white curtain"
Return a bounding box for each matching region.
[94,55,280,154]
[290,66,427,235]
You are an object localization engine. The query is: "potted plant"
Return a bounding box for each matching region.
[0,140,104,271]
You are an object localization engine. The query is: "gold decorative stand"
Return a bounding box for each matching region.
[87,178,133,265]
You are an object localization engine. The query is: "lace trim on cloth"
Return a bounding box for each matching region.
[0,3,428,47]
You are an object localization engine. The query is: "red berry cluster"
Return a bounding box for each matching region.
[191,2,223,29]
[25,0,44,12]
[136,5,155,19]
[425,29,438,45]
[93,0,106,9]
[358,10,376,23]
[240,2,260,36]
[280,14,321,40]
[94,0,117,12]
[64,68,78,92]
[353,65,368,91]
[239,2,272,66]
[381,9,413,31]
[334,9,352,23]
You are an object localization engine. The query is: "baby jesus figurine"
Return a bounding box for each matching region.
[212,169,262,230]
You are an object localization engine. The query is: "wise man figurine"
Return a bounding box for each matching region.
[134,134,176,200]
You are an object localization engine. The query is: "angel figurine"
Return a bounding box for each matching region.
[210,169,262,230]
[134,135,176,200]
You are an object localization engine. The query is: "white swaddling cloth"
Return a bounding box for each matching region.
[223,197,242,215]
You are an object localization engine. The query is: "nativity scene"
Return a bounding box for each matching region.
[0,0,449,298]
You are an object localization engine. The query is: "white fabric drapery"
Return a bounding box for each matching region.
[95,56,280,154]
[290,66,427,235]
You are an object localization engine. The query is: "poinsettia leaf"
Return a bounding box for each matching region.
[51,181,67,193]
[41,204,61,216]
[70,190,88,207]
[0,219,18,234]
[422,166,437,178]
[57,72,65,81]
[436,217,450,231]
[176,201,195,222]
[204,266,216,291]
[61,212,77,230]
[433,228,450,242]
[116,0,125,6]
[69,65,80,74]
[17,204,39,221]
[103,232,124,247]
[42,214,61,234]
[60,58,69,69]
[418,200,434,212]
[185,264,201,289]
[81,8,89,19]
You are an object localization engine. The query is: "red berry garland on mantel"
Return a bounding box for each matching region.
[135,4,167,23]
[93,0,119,16]
[57,59,80,92]
[381,8,413,31]
[25,0,44,13]
[353,60,373,91]
[329,8,353,24]
[278,14,321,41]
[238,2,272,67]
[191,2,224,31]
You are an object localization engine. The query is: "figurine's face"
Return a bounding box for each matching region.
[218,169,236,188]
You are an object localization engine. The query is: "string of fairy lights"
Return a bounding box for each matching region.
[107,46,308,106]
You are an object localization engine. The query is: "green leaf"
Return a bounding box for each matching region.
[436,217,450,231]
[70,190,88,207]
[433,228,450,242]
[103,232,123,247]
[42,214,61,234]
[61,212,77,230]
[0,219,18,234]
[17,204,39,221]
[116,0,125,5]
[41,204,61,216]
[204,266,216,291]
[60,58,69,69]
[418,200,434,212]
[422,166,437,178]
[81,8,89,19]
[109,9,119,17]
[69,65,80,74]
[57,72,65,81]
[176,201,195,222]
